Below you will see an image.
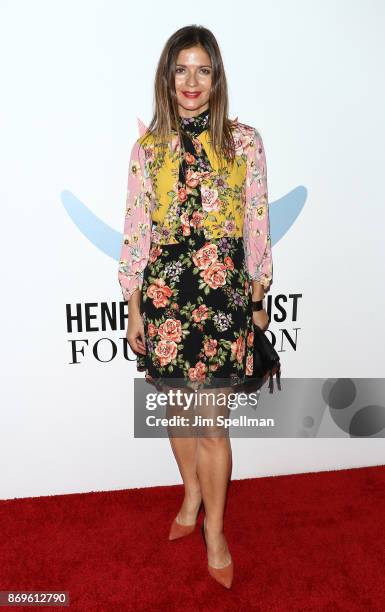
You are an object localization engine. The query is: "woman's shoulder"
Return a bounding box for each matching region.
[137,131,156,147]
[136,131,175,154]
[231,117,261,138]
[230,117,263,147]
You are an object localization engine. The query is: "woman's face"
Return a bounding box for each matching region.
[175,46,212,118]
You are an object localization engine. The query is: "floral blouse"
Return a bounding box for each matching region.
[118,113,273,301]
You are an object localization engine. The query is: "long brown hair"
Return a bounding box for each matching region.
[143,25,236,164]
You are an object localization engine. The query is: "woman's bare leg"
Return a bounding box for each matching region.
[166,384,202,525]
[196,386,233,568]
[168,437,202,524]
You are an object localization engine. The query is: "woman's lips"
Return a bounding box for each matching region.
[182,91,201,98]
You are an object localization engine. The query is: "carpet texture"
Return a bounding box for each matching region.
[1,465,385,611]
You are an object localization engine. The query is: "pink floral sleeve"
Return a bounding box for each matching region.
[243,128,273,290]
[118,139,153,301]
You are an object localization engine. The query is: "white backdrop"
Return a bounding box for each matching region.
[1,0,385,500]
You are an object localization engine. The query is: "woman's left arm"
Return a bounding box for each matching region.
[244,127,273,301]
[243,128,273,329]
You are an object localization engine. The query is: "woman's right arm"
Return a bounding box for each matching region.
[118,138,152,353]
[118,138,152,304]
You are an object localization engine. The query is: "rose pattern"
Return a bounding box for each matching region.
[118,108,273,304]
[138,234,255,389]
[126,109,261,390]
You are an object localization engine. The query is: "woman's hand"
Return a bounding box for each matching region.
[252,308,269,331]
[126,309,146,356]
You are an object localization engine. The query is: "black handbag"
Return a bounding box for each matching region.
[249,324,282,393]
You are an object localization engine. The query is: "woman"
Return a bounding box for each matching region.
[118,25,273,589]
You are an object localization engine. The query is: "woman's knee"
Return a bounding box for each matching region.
[198,434,230,450]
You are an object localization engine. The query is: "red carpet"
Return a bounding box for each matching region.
[1,465,385,611]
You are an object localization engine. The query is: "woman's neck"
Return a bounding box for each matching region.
[178,105,210,119]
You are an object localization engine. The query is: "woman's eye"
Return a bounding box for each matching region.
[175,67,211,75]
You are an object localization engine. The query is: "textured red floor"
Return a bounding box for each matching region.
[1,465,385,611]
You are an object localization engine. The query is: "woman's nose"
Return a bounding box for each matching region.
[186,71,198,87]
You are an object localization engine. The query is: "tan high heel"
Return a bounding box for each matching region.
[168,499,202,541]
[168,515,196,540]
[201,518,234,589]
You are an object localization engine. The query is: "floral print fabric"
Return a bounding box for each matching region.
[138,236,255,389]
[119,111,272,388]
[135,109,256,389]
[118,111,273,302]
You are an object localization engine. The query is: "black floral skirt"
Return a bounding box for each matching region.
[137,231,255,390]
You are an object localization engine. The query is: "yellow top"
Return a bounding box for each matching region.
[118,120,273,300]
[138,127,247,244]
